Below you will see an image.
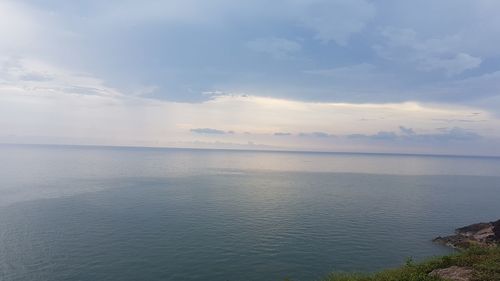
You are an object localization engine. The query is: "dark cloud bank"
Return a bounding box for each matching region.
[348,126,482,142]
[190,128,234,135]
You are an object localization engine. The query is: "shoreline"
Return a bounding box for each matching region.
[324,220,500,281]
[433,219,500,250]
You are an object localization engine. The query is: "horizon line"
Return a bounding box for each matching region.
[2,142,500,159]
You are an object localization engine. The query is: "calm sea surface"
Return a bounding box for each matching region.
[1,144,499,281]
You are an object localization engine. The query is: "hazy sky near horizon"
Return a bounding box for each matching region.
[1,0,500,155]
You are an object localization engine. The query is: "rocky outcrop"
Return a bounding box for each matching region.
[493,219,500,241]
[433,219,500,249]
[429,266,473,281]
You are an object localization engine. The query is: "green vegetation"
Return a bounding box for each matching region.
[321,246,500,281]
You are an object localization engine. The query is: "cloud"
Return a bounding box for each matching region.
[303,63,403,98]
[190,128,230,134]
[296,0,376,45]
[429,127,482,141]
[433,71,500,103]
[1,65,498,155]
[348,127,482,142]
[0,56,122,98]
[305,63,376,77]
[246,37,301,59]
[2,58,496,142]
[298,132,334,138]
[304,63,393,86]
[274,132,292,136]
[421,53,481,77]
[349,131,398,141]
[170,140,279,151]
[399,126,415,135]
[18,72,53,82]
[374,27,482,76]
[78,0,376,46]
[131,85,159,96]
[6,0,500,107]
[0,1,44,52]
[2,0,500,155]
[431,118,485,123]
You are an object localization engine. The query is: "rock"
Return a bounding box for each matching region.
[456,222,491,235]
[432,235,475,249]
[433,219,500,249]
[429,266,473,281]
[493,220,500,241]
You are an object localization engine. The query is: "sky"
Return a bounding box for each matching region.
[1,0,500,156]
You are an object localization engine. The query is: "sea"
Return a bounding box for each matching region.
[1,144,499,281]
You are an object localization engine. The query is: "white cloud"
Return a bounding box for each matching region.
[0,1,76,58]
[1,0,500,156]
[5,57,496,139]
[1,58,499,155]
[0,1,43,53]
[0,56,122,98]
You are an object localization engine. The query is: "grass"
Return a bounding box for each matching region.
[320,246,500,281]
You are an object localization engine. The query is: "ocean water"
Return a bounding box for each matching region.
[1,145,499,281]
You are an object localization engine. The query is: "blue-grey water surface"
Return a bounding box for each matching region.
[1,144,499,281]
